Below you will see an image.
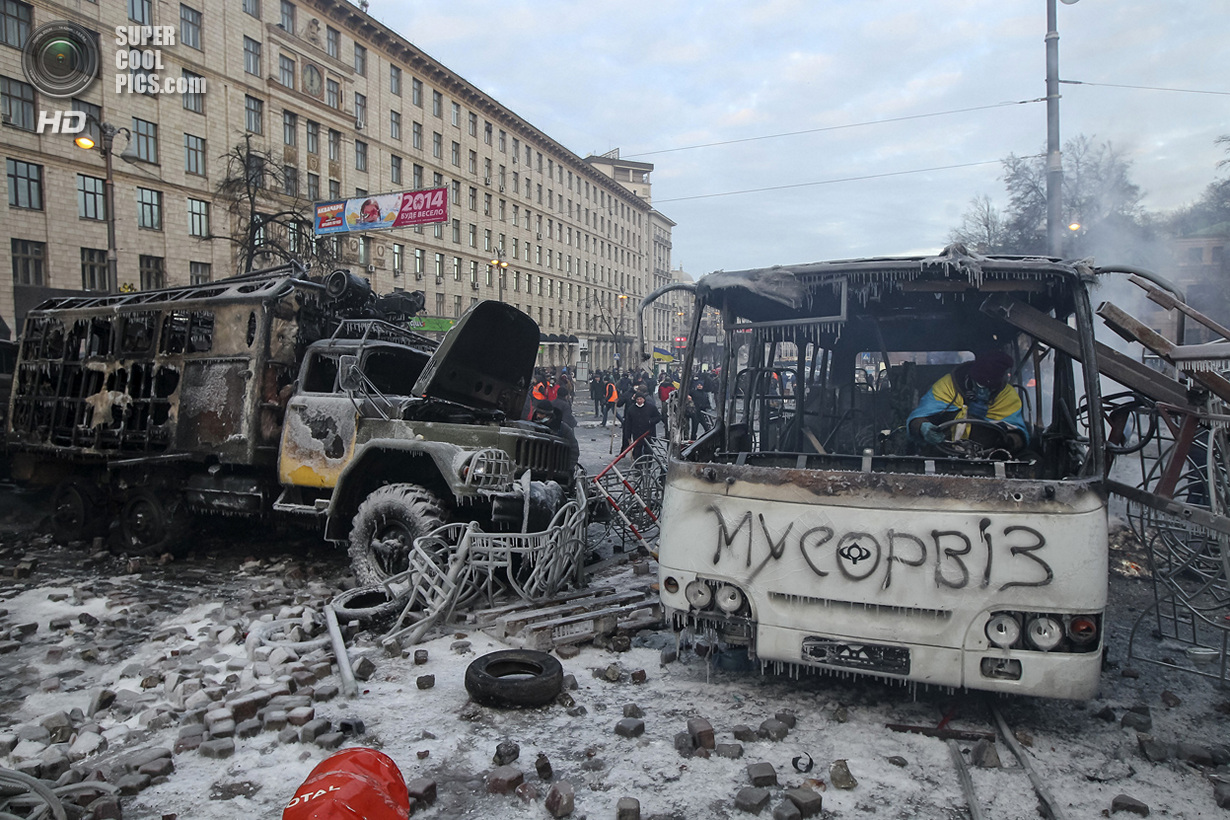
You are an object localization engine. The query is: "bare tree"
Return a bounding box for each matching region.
[948,194,1005,252]
[215,135,339,276]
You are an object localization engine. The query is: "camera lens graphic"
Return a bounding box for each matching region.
[22,21,99,98]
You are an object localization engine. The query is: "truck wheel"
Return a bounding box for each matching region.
[348,484,446,586]
[113,487,189,558]
[49,479,109,543]
[464,649,564,708]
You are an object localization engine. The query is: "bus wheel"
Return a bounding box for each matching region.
[464,649,563,708]
[348,484,445,586]
[49,478,109,543]
[112,487,188,557]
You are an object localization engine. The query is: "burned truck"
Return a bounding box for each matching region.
[654,247,1115,699]
[7,264,576,582]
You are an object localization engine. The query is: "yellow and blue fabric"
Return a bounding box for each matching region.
[906,372,1028,443]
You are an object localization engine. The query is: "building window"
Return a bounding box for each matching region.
[326,25,338,58]
[6,158,40,209]
[187,198,210,236]
[184,133,205,175]
[243,37,260,75]
[245,96,263,134]
[414,248,423,275]
[354,92,366,125]
[305,120,318,154]
[307,172,319,200]
[182,70,204,112]
[411,78,422,107]
[136,187,162,230]
[390,155,402,185]
[81,248,109,291]
[450,101,460,126]
[390,65,401,96]
[282,165,298,196]
[431,90,442,117]
[129,0,151,24]
[279,0,295,33]
[354,139,367,172]
[391,243,403,273]
[328,129,340,161]
[12,238,44,285]
[432,132,441,158]
[190,261,211,285]
[279,54,295,88]
[77,174,105,220]
[390,110,401,141]
[180,5,201,49]
[328,178,339,199]
[0,1,32,49]
[413,164,422,188]
[353,43,366,75]
[326,79,339,109]
[434,253,444,279]
[242,0,259,17]
[484,122,493,146]
[499,130,506,152]
[282,110,297,146]
[467,112,477,137]
[450,141,459,167]
[358,236,370,265]
[1,76,35,131]
[412,122,422,150]
[139,255,165,290]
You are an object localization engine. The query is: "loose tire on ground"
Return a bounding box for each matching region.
[464,649,564,708]
[330,585,408,626]
[348,484,446,586]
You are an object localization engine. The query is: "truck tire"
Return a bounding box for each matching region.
[464,649,564,708]
[112,487,189,558]
[49,478,109,543]
[348,484,446,586]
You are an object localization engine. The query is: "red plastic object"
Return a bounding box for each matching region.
[283,748,410,820]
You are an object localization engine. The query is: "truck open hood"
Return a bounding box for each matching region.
[411,300,538,418]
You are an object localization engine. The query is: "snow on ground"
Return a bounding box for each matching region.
[3,412,1230,819]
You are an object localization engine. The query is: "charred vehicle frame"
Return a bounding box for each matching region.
[649,246,1112,699]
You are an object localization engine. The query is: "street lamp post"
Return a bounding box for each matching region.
[1046,0,1080,258]
[75,120,136,291]
[489,250,508,304]
[617,294,628,372]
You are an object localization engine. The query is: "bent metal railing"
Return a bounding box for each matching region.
[366,476,589,645]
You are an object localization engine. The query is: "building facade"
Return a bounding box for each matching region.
[1,0,671,371]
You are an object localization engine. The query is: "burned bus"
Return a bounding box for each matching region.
[655,246,1110,699]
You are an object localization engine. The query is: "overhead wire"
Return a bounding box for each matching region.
[621,99,1044,159]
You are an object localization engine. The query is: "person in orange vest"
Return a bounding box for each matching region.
[601,377,618,427]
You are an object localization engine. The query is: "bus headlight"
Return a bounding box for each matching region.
[684,580,713,609]
[985,613,1021,648]
[715,585,744,614]
[1025,615,1063,651]
[1067,615,1098,645]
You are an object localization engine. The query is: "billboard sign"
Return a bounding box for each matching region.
[313,186,449,236]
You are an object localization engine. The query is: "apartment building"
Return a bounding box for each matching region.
[0,0,671,371]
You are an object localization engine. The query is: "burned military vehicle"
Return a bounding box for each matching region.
[653,246,1119,699]
[8,264,577,582]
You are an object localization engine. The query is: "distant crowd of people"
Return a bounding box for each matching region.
[521,365,719,460]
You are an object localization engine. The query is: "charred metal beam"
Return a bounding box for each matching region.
[981,295,1192,408]
[1096,302,1230,404]
[1105,479,1230,538]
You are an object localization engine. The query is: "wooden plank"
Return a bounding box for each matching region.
[1098,302,1230,404]
[494,590,648,637]
[981,295,1192,407]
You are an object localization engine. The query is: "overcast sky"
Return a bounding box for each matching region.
[366,0,1227,278]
